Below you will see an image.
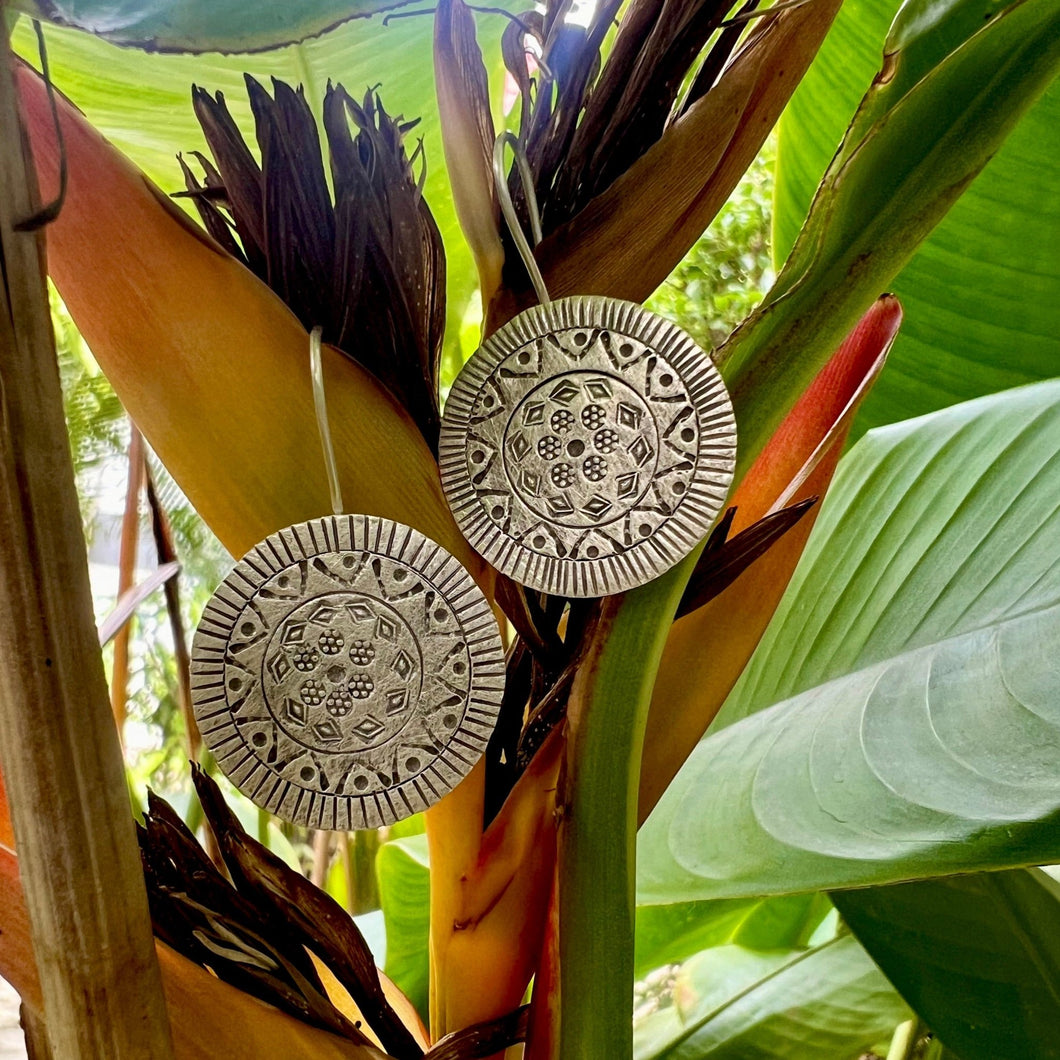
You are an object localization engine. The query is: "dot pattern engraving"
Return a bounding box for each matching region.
[439,297,737,596]
[190,516,505,829]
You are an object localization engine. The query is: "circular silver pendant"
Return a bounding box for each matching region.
[190,516,504,829]
[439,297,737,597]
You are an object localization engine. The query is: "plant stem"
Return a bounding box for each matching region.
[311,829,332,888]
[109,422,143,734]
[143,461,200,762]
[556,549,702,1060]
[0,23,173,1057]
[887,1018,923,1060]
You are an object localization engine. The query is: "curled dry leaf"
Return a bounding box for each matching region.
[676,499,817,620]
[190,767,424,1060]
[0,846,390,1060]
[434,0,504,309]
[313,957,432,1054]
[140,791,375,1046]
[425,1005,529,1059]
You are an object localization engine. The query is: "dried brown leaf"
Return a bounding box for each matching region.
[191,767,423,1060]
[435,0,504,306]
[426,1005,529,1059]
[676,498,816,619]
[489,0,841,330]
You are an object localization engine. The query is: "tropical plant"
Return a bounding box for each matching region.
[0,0,1057,1058]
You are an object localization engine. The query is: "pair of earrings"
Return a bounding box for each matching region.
[190,140,736,830]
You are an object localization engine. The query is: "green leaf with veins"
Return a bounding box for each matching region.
[12,0,426,53]
[376,834,430,1024]
[634,936,910,1059]
[773,0,1060,440]
[833,869,1060,1060]
[719,0,1060,478]
[639,379,1060,903]
[635,892,832,981]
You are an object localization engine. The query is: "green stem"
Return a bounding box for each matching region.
[719,0,1060,482]
[886,1018,923,1060]
[557,548,702,1060]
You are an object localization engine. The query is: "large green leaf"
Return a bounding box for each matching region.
[634,935,910,1059]
[635,893,832,980]
[773,0,1060,439]
[833,869,1060,1060]
[639,379,1060,903]
[14,0,421,53]
[718,0,1060,479]
[375,834,430,1024]
[720,376,1060,726]
[11,12,507,358]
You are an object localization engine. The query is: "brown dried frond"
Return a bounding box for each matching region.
[140,773,425,1058]
[181,76,445,451]
[138,789,380,1049]
[505,0,755,235]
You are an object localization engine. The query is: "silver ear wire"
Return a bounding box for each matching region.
[493,131,551,306]
[309,326,344,517]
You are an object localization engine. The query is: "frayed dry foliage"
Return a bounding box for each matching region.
[487,0,841,327]
[188,766,424,1059]
[139,785,382,1051]
[183,79,446,449]
[529,0,750,226]
[140,766,532,1058]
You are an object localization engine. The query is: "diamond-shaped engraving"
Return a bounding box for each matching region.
[585,377,613,400]
[519,469,542,496]
[280,621,307,646]
[392,650,414,680]
[549,380,580,405]
[312,719,342,743]
[546,495,576,517]
[628,436,654,467]
[375,615,397,641]
[267,653,292,682]
[285,697,308,726]
[581,495,614,520]
[386,688,409,715]
[522,401,546,426]
[307,602,341,624]
[616,472,639,498]
[616,402,643,430]
[346,601,375,623]
[352,715,385,741]
[509,432,531,460]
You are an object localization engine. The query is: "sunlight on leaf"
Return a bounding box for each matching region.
[641,379,1060,903]
[17,61,476,572]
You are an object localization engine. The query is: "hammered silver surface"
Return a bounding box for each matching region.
[440,297,737,596]
[190,516,504,829]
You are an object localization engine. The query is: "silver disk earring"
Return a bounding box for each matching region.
[439,135,737,598]
[440,296,736,597]
[190,330,504,828]
[191,514,504,829]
